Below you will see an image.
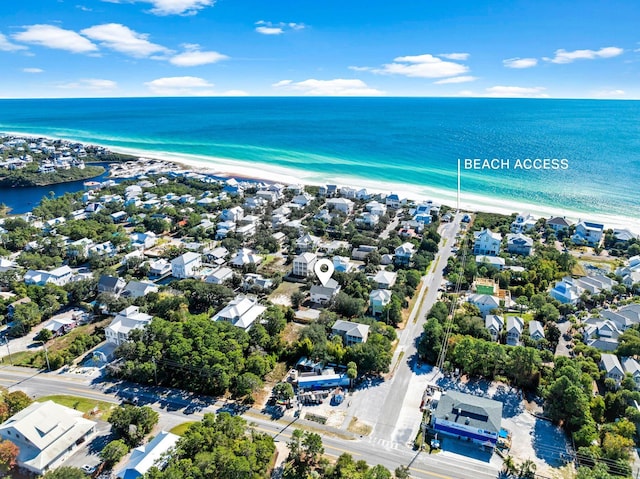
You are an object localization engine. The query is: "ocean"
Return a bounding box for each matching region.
[0,97,639,227]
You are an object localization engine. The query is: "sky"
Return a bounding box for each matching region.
[0,0,639,99]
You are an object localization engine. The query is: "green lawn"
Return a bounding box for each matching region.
[38,394,116,420]
[169,421,196,436]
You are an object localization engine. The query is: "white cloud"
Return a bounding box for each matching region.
[255,21,305,35]
[170,45,228,66]
[0,33,28,52]
[256,26,283,35]
[439,53,469,61]
[81,23,169,58]
[503,57,538,69]
[12,25,98,53]
[594,89,625,97]
[544,46,623,64]
[456,86,548,98]
[145,76,215,95]
[433,76,477,84]
[23,68,44,73]
[484,86,548,98]
[58,78,118,90]
[373,53,469,78]
[102,0,214,16]
[76,5,93,11]
[348,66,372,72]
[272,78,383,96]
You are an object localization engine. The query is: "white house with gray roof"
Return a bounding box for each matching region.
[0,401,96,475]
[600,353,624,387]
[473,229,502,256]
[212,295,266,331]
[331,320,370,346]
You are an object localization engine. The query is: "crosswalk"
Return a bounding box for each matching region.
[367,436,407,451]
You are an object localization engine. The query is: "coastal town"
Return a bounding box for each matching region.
[1,135,640,479]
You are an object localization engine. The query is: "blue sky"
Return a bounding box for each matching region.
[0,0,639,98]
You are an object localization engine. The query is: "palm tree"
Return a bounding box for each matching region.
[502,455,516,476]
[518,459,536,479]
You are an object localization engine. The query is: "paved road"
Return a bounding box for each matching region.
[0,365,499,479]
[371,214,462,444]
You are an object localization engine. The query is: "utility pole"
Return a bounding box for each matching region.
[41,340,50,371]
[421,420,428,450]
[4,337,12,366]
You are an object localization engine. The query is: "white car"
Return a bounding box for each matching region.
[81,464,96,474]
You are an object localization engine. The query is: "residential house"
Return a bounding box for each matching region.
[310,279,341,304]
[332,256,353,273]
[170,252,202,279]
[230,248,262,268]
[24,266,73,287]
[326,198,354,214]
[293,253,317,277]
[510,213,537,233]
[373,270,397,289]
[7,297,31,319]
[622,357,640,390]
[296,233,320,253]
[475,255,506,270]
[600,353,624,387]
[394,242,415,266]
[148,259,171,277]
[105,306,152,346]
[43,317,76,337]
[572,221,604,246]
[242,274,274,292]
[97,275,126,295]
[356,212,380,228]
[473,229,502,256]
[121,281,158,299]
[485,315,504,342]
[613,229,639,243]
[116,431,179,479]
[0,401,96,475]
[365,200,387,217]
[506,316,525,346]
[331,320,370,346]
[386,193,404,209]
[292,193,313,206]
[212,295,266,330]
[467,294,501,316]
[205,267,234,285]
[547,216,573,233]
[67,238,94,258]
[221,206,244,222]
[529,320,545,341]
[506,233,534,256]
[130,232,158,250]
[88,241,117,258]
[430,390,502,449]
[550,278,583,305]
[370,289,392,317]
[583,319,621,351]
[110,211,128,223]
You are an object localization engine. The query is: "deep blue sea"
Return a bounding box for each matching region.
[0,97,639,224]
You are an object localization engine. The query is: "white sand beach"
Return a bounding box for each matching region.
[4,130,640,233]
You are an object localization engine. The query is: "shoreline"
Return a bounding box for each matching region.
[3,129,640,233]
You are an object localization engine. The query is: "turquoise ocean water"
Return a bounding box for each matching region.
[0,97,639,221]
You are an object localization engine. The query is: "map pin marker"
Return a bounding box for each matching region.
[314,258,334,287]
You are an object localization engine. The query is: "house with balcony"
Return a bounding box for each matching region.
[105,306,152,346]
[473,229,502,256]
[331,320,370,346]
